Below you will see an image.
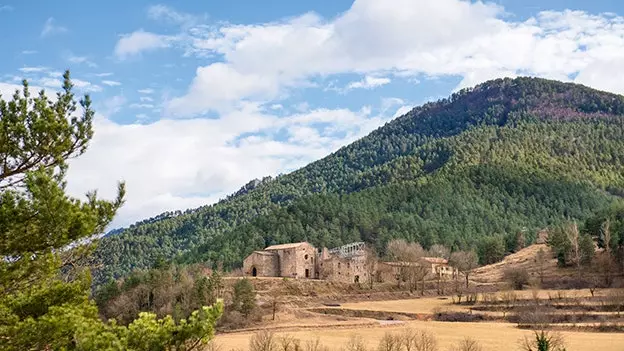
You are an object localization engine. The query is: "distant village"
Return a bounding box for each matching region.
[243,241,458,284]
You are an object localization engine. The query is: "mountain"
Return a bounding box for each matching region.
[93,77,624,284]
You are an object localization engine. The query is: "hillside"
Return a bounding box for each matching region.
[93,77,624,284]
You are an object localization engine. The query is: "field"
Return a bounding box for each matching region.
[213,295,624,350]
[213,244,624,351]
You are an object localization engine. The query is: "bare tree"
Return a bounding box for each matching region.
[601,219,612,256]
[593,252,618,287]
[565,222,581,275]
[428,244,450,259]
[305,338,330,351]
[414,329,437,351]
[449,251,479,288]
[249,330,276,351]
[452,337,482,351]
[278,335,300,351]
[408,261,430,295]
[364,246,379,289]
[387,239,427,292]
[377,332,401,351]
[535,248,548,285]
[343,334,368,351]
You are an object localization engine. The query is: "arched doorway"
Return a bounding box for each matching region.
[252,267,257,277]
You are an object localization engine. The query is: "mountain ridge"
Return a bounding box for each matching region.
[93,76,624,284]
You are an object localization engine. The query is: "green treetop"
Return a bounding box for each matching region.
[0,71,222,350]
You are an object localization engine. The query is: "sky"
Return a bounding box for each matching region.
[1,0,623,228]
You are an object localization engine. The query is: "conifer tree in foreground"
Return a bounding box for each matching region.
[0,71,222,350]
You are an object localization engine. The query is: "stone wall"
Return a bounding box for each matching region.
[243,251,279,277]
[321,254,368,284]
[295,243,318,279]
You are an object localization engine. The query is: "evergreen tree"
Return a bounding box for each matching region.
[0,72,222,350]
[232,278,256,317]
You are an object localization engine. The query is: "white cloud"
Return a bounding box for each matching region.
[392,105,413,118]
[346,75,391,90]
[165,63,281,116]
[130,103,155,109]
[72,79,102,92]
[114,30,176,59]
[147,4,200,27]
[41,17,68,37]
[67,54,98,68]
[39,77,62,88]
[95,72,114,77]
[21,50,37,55]
[140,96,153,102]
[18,66,46,73]
[102,80,122,87]
[151,0,624,117]
[80,1,624,225]
[66,104,389,226]
[99,95,126,116]
[575,59,624,95]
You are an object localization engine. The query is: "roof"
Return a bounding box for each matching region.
[251,250,277,256]
[265,242,309,250]
[422,257,448,264]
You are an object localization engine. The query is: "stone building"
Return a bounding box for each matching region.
[243,241,369,282]
[243,242,318,279]
[242,241,456,284]
[379,257,457,282]
[318,242,369,283]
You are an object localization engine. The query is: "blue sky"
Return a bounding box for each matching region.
[1,0,623,227]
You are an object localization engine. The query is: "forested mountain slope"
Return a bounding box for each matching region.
[93,77,624,284]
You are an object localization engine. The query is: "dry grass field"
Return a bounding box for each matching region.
[212,292,624,350]
[212,245,624,350]
[213,319,624,351]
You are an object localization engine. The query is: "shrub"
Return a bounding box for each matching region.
[503,267,530,290]
[452,337,483,351]
[377,332,401,351]
[432,311,490,322]
[232,278,256,317]
[344,334,368,351]
[519,330,566,351]
[249,330,276,351]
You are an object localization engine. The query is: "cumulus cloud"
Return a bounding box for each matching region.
[72,79,102,92]
[79,0,624,225]
[41,17,68,37]
[346,76,391,90]
[114,30,175,59]
[66,104,390,226]
[141,0,624,117]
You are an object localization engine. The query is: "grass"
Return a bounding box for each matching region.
[213,319,624,351]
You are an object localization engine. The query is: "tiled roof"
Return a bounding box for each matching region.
[265,242,309,250]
